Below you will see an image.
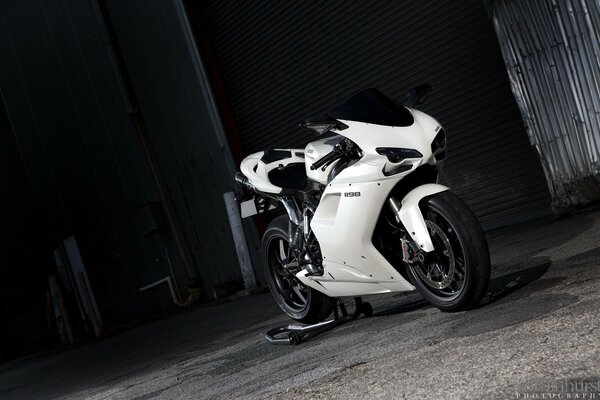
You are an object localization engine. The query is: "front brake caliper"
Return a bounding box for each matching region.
[401,238,417,264]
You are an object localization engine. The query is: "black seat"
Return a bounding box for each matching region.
[261,149,292,164]
[268,163,307,191]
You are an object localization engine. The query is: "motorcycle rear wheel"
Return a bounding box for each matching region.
[261,215,335,323]
[406,191,490,311]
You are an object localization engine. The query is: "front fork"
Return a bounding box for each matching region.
[389,197,425,265]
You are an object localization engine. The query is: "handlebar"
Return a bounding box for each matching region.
[310,149,341,170]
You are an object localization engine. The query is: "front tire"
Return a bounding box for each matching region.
[406,191,490,311]
[262,215,335,323]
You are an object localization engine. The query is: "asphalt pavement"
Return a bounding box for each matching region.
[1,209,599,399]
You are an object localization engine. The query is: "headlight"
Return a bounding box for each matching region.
[376,147,423,163]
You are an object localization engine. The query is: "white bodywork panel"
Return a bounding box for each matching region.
[300,182,449,295]
[239,149,305,194]
[298,178,415,295]
[239,108,450,297]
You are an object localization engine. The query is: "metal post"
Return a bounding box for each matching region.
[223,191,257,290]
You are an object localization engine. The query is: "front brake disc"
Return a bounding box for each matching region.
[413,220,455,290]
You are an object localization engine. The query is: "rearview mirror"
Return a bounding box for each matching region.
[403,84,433,108]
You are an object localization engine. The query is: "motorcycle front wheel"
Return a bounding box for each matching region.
[261,215,335,323]
[406,191,490,311]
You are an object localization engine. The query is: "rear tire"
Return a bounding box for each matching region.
[406,191,490,311]
[262,215,335,323]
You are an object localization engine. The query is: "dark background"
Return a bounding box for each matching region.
[0,0,550,360]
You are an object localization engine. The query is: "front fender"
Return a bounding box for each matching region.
[395,183,449,252]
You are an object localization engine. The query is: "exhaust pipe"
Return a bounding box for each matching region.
[235,172,254,192]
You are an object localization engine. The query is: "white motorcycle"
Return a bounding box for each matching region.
[235,86,490,323]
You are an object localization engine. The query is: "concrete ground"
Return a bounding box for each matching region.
[1,209,600,399]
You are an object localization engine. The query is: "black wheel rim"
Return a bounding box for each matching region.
[411,206,468,301]
[267,235,309,312]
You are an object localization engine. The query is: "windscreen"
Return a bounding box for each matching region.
[327,88,414,127]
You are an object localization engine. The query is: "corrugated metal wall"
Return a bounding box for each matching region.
[491,0,600,212]
[196,0,552,229]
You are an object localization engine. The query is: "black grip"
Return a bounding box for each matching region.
[310,150,339,170]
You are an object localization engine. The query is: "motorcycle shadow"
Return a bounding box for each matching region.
[372,295,430,317]
[373,256,554,317]
[478,256,554,307]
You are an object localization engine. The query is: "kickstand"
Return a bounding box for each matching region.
[264,297,373,345]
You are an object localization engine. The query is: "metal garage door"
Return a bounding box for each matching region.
[194,0,551,229]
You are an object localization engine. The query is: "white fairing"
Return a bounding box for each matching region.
[240,108,450,297]
[298,110,447,296]
[240,149,306,193]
